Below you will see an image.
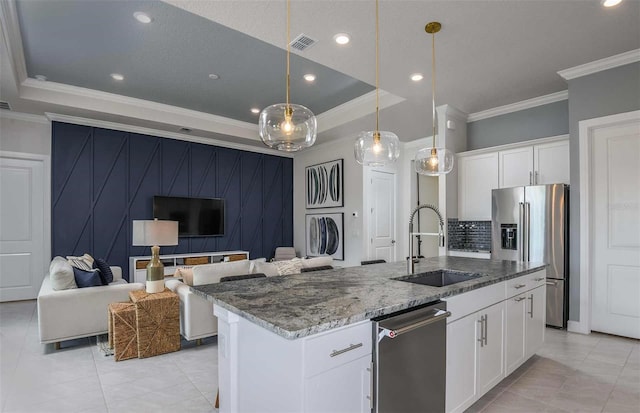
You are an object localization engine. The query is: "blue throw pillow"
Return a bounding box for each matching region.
[93,258,114,285]
[73,267,103,288]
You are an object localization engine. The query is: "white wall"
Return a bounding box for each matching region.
[293,136,365,267]
[0,112,51,155]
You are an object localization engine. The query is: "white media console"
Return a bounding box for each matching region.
[129,250,249,284]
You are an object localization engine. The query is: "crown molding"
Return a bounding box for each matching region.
[0,0,28,85]
[45,113,293,158]
[0,109,49,125]
[316,89,405,133]
[467,90,568,123]
[558,49,640,81]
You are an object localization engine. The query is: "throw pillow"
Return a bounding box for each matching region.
[73,267,103,288]
[302,256,333,269]
[175,267,194,286]
[272,258,303,275]
[49,256,77,290]
[66,253,94,271]
[93,258,114,285]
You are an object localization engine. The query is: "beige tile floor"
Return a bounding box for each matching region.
[1,299,638,412]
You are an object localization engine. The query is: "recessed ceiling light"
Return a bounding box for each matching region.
[133,12,152,24]
[410,73,424,82]
[334,33,350,45]
[35,75,47,81]
[251,108,260,114]
[601,0,622,6]
[304,74,316,82]
[208,73,220,80]
[110,73,124,81]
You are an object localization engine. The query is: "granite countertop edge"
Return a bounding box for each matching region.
[190,258,546,340]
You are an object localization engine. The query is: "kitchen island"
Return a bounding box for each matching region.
[192,256,547,413]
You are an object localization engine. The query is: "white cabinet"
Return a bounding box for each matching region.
[533,140,570,185]
[499,140,569,188]
[214,306,372,413]
[477,302,505,395]
[525,285,545,358]
[446,313,479,413]
[505,278,546,375]
[458,152,499,221]
[445,270,546,413]
[305,355,371,413]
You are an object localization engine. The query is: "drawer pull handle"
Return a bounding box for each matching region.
[514,284,526,289]
[330,342,363,357]
[514,296,526,302]
[534,277,545,282]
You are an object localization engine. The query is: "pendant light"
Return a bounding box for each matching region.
[259,0,317,152]
[354,0,400,167]
[414,22,454,176]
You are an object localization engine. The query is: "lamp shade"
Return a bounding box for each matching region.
[414,146,455,176]
[259,103,317,152]
[132,220,178,246]
[354,131,400,167]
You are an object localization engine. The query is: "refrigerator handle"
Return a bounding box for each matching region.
[525,202,531,262]
[519,202,525,262]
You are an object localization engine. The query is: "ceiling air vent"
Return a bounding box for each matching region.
[290,34,317,52]
[0,101,11,111]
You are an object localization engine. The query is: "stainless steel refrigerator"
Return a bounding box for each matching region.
[491,184,569,328]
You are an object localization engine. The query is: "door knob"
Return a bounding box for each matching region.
[391,240,396,244]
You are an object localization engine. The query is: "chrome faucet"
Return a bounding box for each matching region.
[408,204,445,274]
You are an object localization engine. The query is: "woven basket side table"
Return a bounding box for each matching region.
[108,302,138,361]
[129,288,180,358]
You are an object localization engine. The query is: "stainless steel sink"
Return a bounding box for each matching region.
[393,270,483,287]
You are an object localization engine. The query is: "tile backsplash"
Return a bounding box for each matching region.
[448,219,492,251]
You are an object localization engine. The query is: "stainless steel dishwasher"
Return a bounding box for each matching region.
[373,301,450,413]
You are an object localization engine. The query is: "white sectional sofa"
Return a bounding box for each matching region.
[37,266,144,347]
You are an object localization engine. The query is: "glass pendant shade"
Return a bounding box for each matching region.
[259,103,317,152]
[354,131,400,167]
[414,144,454,176]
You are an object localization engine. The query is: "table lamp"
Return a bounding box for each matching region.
[132,219,179,293]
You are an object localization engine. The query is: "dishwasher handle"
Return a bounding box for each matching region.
[378,309,451,342]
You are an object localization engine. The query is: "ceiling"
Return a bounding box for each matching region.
[1,0,639,150]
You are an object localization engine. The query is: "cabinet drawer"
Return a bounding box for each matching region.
[304,321,372,378]
[505,270,546,297]
[444,281,506,323]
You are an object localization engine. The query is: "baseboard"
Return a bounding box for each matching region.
[567,320,589,334]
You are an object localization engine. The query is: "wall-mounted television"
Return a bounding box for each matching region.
[153,196,224,237]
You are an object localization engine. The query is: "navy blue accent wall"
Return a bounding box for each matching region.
[52,122,293,280]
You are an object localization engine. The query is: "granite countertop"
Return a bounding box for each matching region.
[191,256,545,340]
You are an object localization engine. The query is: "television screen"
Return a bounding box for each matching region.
[153,196,224,237]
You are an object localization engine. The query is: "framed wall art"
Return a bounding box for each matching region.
[305,213,344,260]
[305,159,343,209]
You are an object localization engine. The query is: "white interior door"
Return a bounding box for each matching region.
[369,170,396,262]
[0,154,47,301]
[591,120,640,339]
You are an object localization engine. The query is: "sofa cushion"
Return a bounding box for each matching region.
[73,267,103,288]
[66,253,94,271]
[93,258,113,285]
[249,258,267,274]
[301,256,333,269]
[254,261,278,277]
[49,257,77,290]
[175,267,194,286]
[192,260,252,286]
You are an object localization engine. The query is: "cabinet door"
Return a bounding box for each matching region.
[477,301,505,397]
[505,295,526,375]
[446,314,478,413]
[533,140,569,184]
[458,153,499,221]
[499,146,534,188]
[525,286,546,358]
[304,355,372,413]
